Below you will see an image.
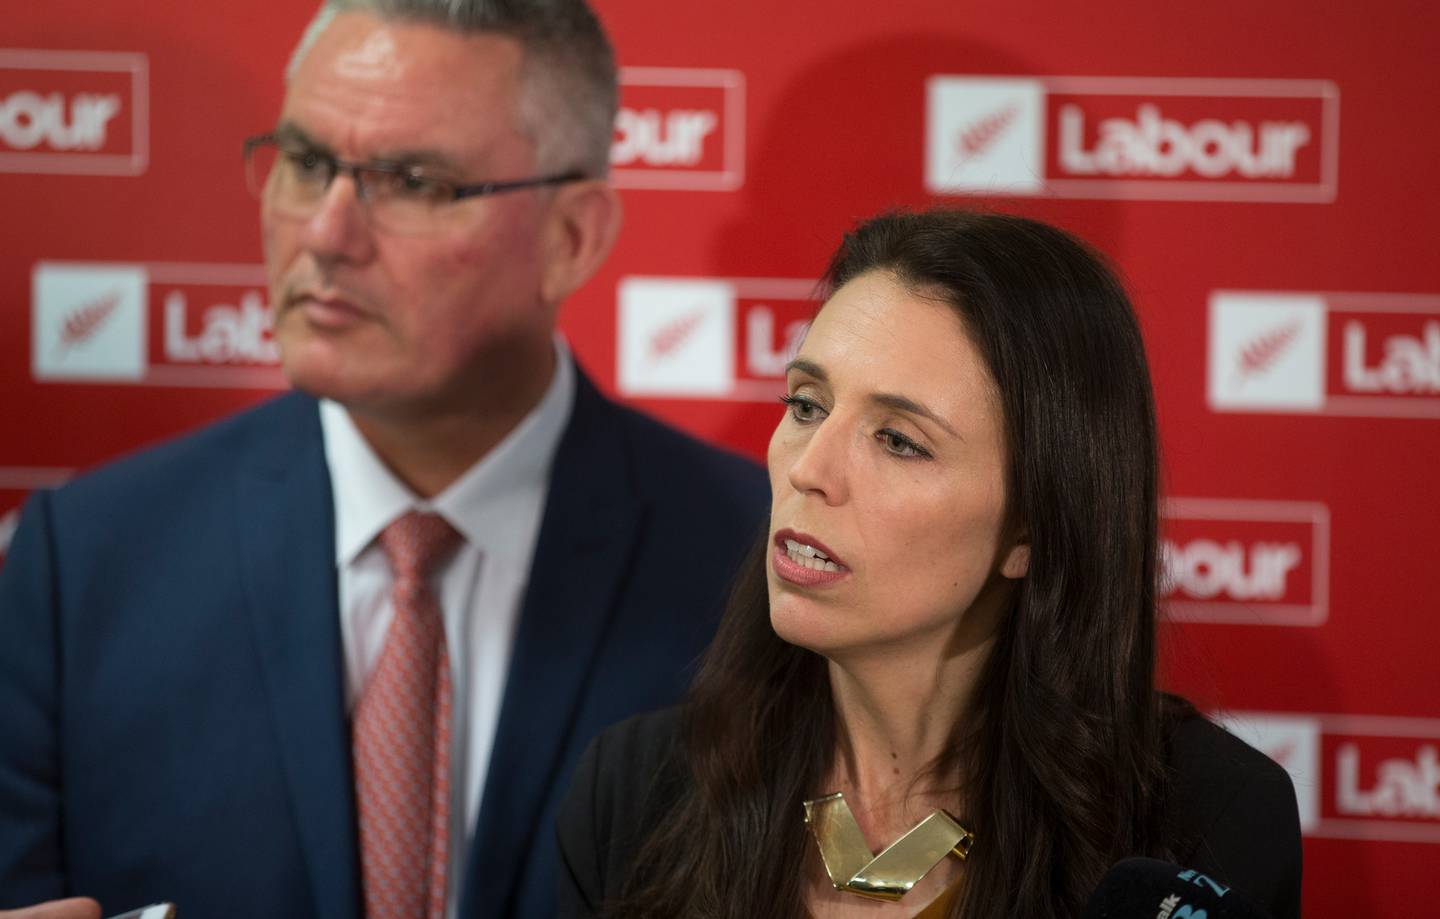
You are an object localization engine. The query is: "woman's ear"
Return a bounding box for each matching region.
[999,541,1030,579]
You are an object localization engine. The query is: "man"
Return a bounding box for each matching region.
[0,1,767,917]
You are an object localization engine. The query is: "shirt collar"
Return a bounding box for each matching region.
[321,335,576,565]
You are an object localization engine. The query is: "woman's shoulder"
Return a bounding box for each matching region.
[589,705,685,772]
[1166,712,1304,919]
[557,706,691,915]
[1169,712,1294,806]
[567,705,688,828]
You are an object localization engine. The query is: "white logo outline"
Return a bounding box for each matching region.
[1209,290,1440,419]
[926,74,1339,203]
[611,67,745,192]
[616,275,815,401]
[31,260,286,389]
[1161,497,1329,627]
[0,48,149,176]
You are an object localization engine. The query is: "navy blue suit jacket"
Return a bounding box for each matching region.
[0,369,768,918]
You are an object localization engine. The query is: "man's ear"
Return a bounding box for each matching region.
[999,540,1030,579]
[539,179,622,306]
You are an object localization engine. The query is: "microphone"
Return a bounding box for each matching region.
[1080,857,1271,919]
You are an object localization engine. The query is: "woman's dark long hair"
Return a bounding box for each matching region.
[610,209,1184,918]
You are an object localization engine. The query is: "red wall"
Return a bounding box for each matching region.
[3,1,1438,914]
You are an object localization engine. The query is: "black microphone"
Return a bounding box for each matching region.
[1080,857,1271,919]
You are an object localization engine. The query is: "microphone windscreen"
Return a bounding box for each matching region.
[1079,857,1271,919]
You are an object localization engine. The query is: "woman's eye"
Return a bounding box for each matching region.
[878,429,929,459]
[780,394,823,423]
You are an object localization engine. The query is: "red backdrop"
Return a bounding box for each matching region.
[3,1,1438,914]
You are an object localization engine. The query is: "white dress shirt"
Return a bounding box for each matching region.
[319,338,575,915]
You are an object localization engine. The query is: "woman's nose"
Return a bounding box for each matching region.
[784,417,848,506]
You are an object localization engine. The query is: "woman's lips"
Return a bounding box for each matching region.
[772,528,850,587]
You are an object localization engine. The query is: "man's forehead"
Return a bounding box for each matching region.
[332,19,402,82]
[293,11,525,93]
[282,11,531,162]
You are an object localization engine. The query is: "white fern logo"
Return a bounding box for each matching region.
[1208,294,1325,411]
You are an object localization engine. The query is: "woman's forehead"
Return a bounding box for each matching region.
[799,272,1003,433]
[804,274,977,377]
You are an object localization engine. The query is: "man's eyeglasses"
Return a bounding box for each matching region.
[242,134,586,236]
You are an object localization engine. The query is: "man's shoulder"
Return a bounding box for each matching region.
[580,383,766,507]
[50,391,318,513]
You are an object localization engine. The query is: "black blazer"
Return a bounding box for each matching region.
[557,706,1303,918]
[0,367,769,919]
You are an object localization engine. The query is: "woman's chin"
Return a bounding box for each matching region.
[769,603,825,654]
[767,597,858,661]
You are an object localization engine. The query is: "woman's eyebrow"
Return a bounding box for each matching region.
[869,392,961,440]
[785,358,827,380]
[786,358,961,440]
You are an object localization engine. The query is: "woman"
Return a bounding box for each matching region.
[557,209,1301,918]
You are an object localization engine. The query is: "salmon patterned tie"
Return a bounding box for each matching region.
[354,511,462,919]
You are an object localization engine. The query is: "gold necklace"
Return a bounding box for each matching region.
[802,792,975,901]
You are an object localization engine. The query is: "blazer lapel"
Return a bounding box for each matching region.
[460,370,643,918]
[233,393,360,919]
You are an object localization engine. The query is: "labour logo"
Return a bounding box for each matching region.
[32,262,148,380]
[1209,291,1440,418]
[618,277,737,396]
[1160,497,1329,627]
[926,75,1338,202]
[926,78,1044,194]
[1208,294,1327,411]
[612,67,745,191]
[616,276,817,401]
[0,49,148,176]
[31,261,285,388]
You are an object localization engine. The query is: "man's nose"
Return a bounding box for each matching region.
[297,172,376,263]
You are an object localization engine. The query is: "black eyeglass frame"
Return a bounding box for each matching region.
[242,133,587,202]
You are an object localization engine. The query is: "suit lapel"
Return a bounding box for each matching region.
[460,370,643,918]
[233,393,360,919]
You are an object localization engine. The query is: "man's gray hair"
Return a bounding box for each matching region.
[288,0,617,177]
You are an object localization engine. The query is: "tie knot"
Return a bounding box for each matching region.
[379,511,462,585]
